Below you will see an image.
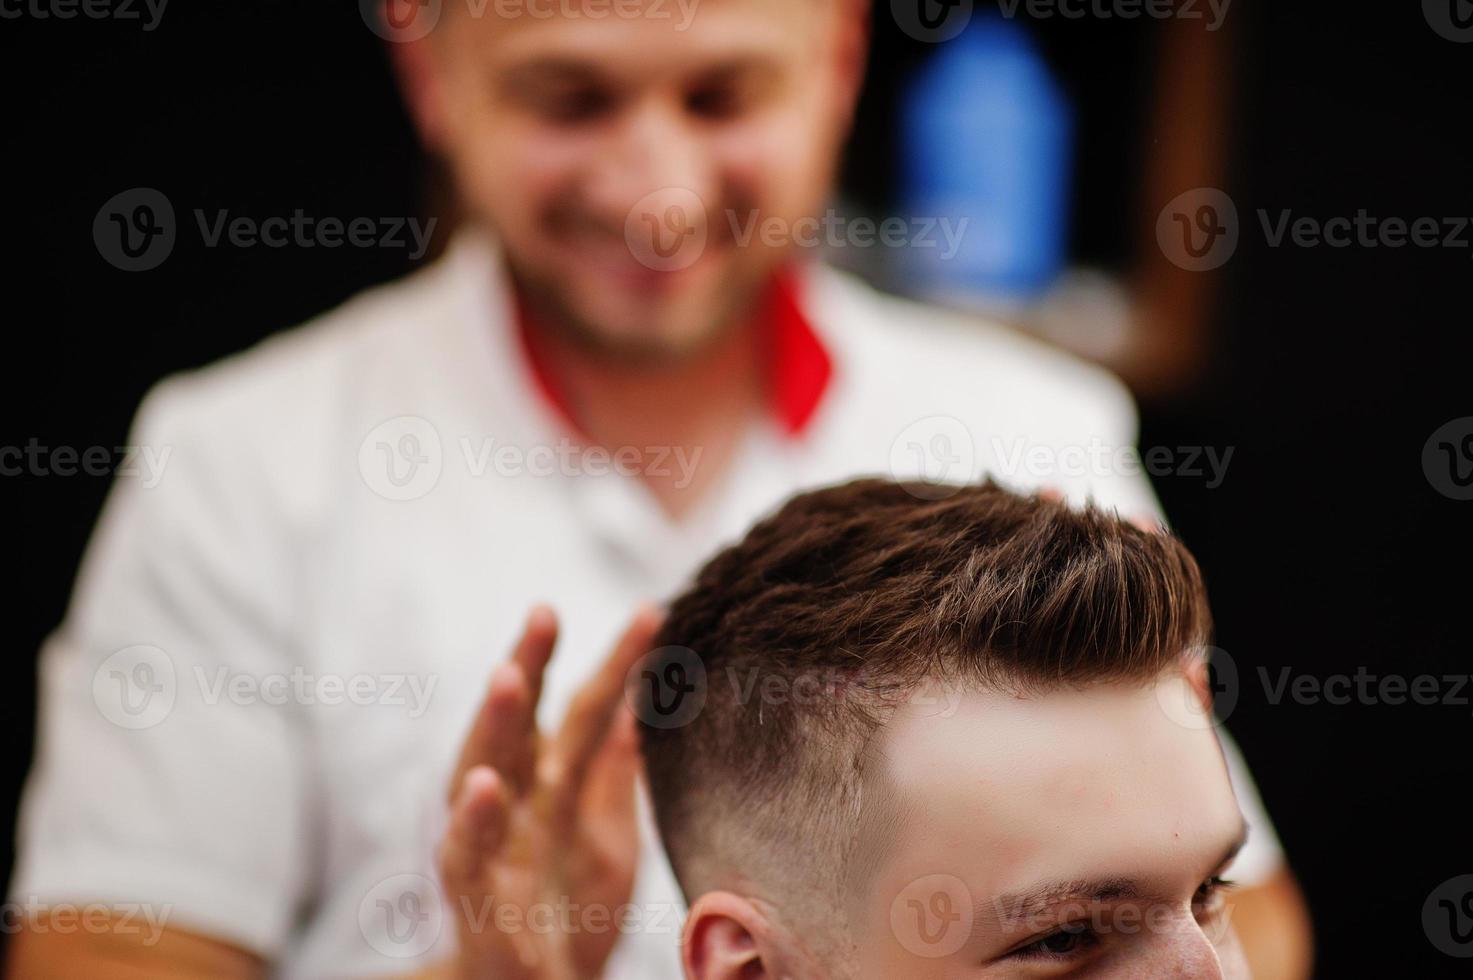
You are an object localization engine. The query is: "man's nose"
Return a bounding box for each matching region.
[1163,917,1239,980]
[583,101,716,229]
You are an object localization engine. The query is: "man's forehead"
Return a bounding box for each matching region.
[869,679,1243,901]
[440,0,835,59]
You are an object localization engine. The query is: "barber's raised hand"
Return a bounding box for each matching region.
[437,605,662,980]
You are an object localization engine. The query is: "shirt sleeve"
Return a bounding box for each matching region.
[10,376,315,957]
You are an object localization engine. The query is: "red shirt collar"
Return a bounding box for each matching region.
[515,268,833,440]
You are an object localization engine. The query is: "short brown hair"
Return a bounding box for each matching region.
[637,479,1212,933]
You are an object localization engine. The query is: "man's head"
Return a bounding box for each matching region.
[391,0,868,360]
[638,480,1250,978]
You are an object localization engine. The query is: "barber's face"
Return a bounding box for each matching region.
[410,0,862,357]
[852,677,1251,979]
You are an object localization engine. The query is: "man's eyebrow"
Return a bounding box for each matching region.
[989,877,1143,924]
[498,53,784,90]
[498,59,610,92]
[689,55,785,83]
[988,821,1251,925]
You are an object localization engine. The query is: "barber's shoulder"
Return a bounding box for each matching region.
[148,257,455,418]
[131,259,461,520]
[816,267,1137,427]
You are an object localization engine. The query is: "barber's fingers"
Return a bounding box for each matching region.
[447,662,532,803]
[449,608,556,802]
[546,605,663,832]
[511,604,559,716]
[579,707,643,851]
[439,765,510,887]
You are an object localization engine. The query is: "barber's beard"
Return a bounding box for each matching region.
[508,254,778,368]
[506,187,787,365]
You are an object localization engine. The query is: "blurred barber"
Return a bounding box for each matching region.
[8,1,1310,978]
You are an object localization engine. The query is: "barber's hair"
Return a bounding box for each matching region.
[637,479,1212,923]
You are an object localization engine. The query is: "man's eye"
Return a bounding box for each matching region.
[535,88,613,124]
[686,85,745,119]
[1193,876,1236,918]
[1015,921,1099,960]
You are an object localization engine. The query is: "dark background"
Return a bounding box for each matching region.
[3,2,1470,975]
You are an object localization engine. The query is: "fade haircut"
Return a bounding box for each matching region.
[637,479,1213,952]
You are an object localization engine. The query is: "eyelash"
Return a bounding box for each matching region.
[1013,919,1100,961]
[1011,878,1238,962]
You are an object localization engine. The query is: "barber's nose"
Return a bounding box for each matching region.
[584,102,715,227]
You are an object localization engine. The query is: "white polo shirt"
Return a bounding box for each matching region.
[13,231,1283,978]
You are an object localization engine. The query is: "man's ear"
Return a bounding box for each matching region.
[826,0,872,127]
[1183,653,1214,714]
[683,891,796,980]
